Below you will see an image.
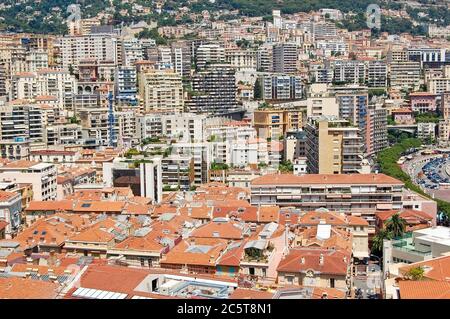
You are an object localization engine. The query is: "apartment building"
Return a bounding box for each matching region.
[428,78,450,94]
[417,122,436,141]
[332,60,366,85]
[121,38,144,67]
[0,190,22,238]
[389,61,421,90]
[172,142,210,185]
[11,69,76,108]
[195,44,225,70]
[272,43,298,74]
[259,74,303,101]
[171,42,192,78]
[186,64,239,115]
[306,95,339,118]
[0,160,57,201]
[367,60,388,88]
[253,109,303,140]
[225,48,257,70]
[410,92,438,113]
[103,157,162,203]
[59,33,120,69]
[161,155,194,191]
[384,226,450,265]
[115,66,138,106]
[138,69,184,113]
[305,117,363,174]
[250,173,404,214]
[365,105,388,156]
[0,103,46,144]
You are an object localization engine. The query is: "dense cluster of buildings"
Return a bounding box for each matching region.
[0,6,449,300]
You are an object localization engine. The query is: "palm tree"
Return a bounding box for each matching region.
[371,229,392,256]
[385,213,407,238]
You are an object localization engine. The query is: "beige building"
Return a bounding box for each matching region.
[277,248,352,291]
[138,70,184,113]
[253,108,303,139]
[389,61,421,90]
[305,117,363,174]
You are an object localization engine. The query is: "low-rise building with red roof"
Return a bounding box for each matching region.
[276,247,352,291]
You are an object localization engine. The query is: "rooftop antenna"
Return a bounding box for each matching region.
[108,91,116,147]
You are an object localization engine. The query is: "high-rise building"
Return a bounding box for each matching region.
[186,64,239,115]
[305,117,363,174]
[333,61,366,85]
[59,34,121,70]
[138,69,184,113]
[259,74,303,101]
[115,66,138,106]
[367,60,388,87]
[365,105,388,156]
[331,87,369,152]
[253,109,304,140]
[389,61,421,90]
[257,44,273,72]
[171,42,191,78]
[195,44,225,70]
[122,38,144,66]
[272,43,298,73]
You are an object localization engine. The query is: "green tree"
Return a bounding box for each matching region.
[254,78,263,100]
[371,229,392,255]
[385,213,407,238]
[405,267,425,281]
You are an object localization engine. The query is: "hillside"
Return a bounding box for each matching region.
[0,0,448,35]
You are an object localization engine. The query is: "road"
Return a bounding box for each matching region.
[352,264,382,299]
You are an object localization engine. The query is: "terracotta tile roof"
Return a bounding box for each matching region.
[112,221,180,253]
[258,206,280,223]
[11,215,82,249]
[73,201,125,213]
[179,205,212,219]
[217,241,246,267]
[299,211,347,226]
[398,280,450,299]
[399,255,450,282]
[10,263,76,276]
[67,218,119,243]
[190,220,247,240]
[161,238,228,267]
[252,173,403,186]
[0,277,59,299]
[276,248,351,276]
[30,150,76,156]
[123,202,151,215]
[295,227,352,251]
[345,215,369,226]
[2,160,40,169]
[77,264,151,296]
[0,220,8,231]
[230,288,274,299]
[152,204,178,217]
[26,200,74,212]
[0,191,18,202]
[310,287,347,299]
[377,209,432,222]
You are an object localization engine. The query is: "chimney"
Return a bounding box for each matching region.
[319,253,324,266]
[343,256,347,263]
[301,257,305,264]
